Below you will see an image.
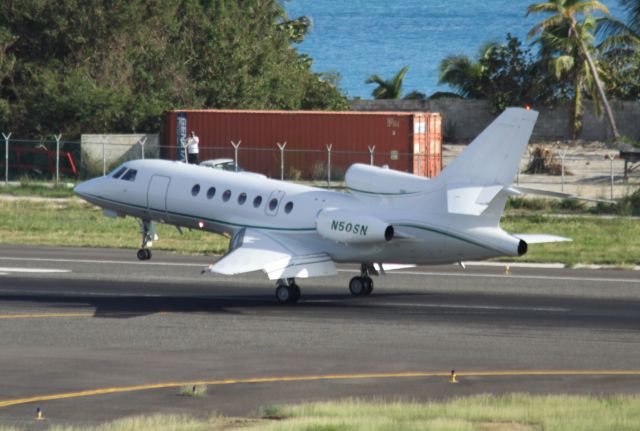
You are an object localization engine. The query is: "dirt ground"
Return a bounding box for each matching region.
[443,141,640,201]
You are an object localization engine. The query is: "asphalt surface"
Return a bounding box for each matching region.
[0,244,639,428]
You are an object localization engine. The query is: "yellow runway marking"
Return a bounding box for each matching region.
[2,370,640,408]
[0,312,93,319]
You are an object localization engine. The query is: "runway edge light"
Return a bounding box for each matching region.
[449,370,458,384]
[36,407,43,420]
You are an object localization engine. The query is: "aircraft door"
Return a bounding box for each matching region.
[265,190,285,216]
[147,175,170,220]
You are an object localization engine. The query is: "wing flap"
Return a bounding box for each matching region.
[208,228,336,279]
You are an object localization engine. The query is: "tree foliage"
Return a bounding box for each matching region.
[438,35,552,112]
[365,66,409,99]
[0,0,347,138]
[527,0,620,139]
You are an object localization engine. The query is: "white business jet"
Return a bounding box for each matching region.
[74,107,569,303]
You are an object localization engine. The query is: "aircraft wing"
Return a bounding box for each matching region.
[207,228,337,280]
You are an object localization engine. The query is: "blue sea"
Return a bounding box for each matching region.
[284,0,624,99]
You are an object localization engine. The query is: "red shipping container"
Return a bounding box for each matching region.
[162,110,441,179]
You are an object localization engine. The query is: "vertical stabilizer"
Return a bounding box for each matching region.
[437,108,538,186]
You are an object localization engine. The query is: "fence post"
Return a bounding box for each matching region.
[54,134,62,186]
[101,135,109,176]
[3,132,10,185]
[139,136,147,160]
[326,144,332,189]
[368,145,375,166]
[559,148,567,193]
[231,140,241,172]
[606,152,616,201]
[277,142,287,180]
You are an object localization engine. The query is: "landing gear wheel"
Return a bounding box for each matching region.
[363,277,374,295]
[291,284,301,301]
[276,283,299,304]
[349,276,366,296]
[137,249,151,261]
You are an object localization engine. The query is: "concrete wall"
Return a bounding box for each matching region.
[81,134,159,176]
[350,99,640,142]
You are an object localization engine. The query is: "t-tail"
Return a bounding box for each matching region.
[432,107,539,224]
[437,107,538,186]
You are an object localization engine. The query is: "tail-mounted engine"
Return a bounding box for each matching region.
[316,208,394,244]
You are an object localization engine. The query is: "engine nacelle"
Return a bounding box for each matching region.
[316,209,394,244]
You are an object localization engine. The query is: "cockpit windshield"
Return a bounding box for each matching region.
[111,166,127,179]
[121,169,137,181]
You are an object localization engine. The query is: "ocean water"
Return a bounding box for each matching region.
[284,0,623,99]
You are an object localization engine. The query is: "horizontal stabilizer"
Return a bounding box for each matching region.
[510,186,615,204]
[513,234,572,244]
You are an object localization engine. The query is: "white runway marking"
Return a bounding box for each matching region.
[338,268,640,284]
[0,256,637,284]
[377,302,570,313]
[0,256,203,268]
[0,267,70,274]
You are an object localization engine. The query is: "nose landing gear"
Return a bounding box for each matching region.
[137,220,157,261]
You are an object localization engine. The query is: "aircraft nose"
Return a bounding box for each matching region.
[74,178,98,199]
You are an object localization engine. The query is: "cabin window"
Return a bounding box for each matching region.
[268,198,278,211]
[253,196,262,208]
[121,169,137,181]
[191,184,200,196]
[284,201,294,214]
[238,192,247,205]
[222,190,232,202]
[112,167,127,179]
[206,187,216,199]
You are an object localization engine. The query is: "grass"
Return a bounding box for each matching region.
[0,182,76,198]
[0,199,637,266]
[501,214,640,267]
[178,384,208,397]
[0,200,228,255]
[2,395,640,430]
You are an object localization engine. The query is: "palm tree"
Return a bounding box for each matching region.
[597,0,640,51]
[527,0,620,139]
[437,42,499,98]
[534,16,603,136]
[365,66,409,99]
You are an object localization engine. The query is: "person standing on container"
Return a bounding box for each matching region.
[184,131,200,164]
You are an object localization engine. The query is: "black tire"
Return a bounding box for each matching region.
[137,249,147,261]
[291,284,301,301]
[276,284,291,304]
[145,249,152,260]
[363,277,374,295]
[349,276,365,296]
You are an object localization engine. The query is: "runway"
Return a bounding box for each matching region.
[0,244,639,427]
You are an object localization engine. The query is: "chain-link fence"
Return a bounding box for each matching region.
[1,135,638,200]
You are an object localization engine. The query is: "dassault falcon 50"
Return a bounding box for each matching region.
[74,107,569,303]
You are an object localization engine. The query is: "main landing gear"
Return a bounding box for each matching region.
[274,263,377,304]
[275,278,301,304]
[137,219,157,261]
[348,263,375,297]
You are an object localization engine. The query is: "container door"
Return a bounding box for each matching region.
[265,190,285,216]
[147,175,170,220]
[412,114,427,176]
